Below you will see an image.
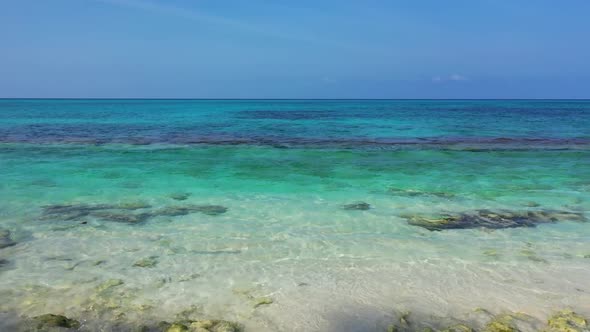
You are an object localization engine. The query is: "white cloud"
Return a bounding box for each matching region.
[321,77,338,84]
[432,74,469,83]
[449,74,468,81]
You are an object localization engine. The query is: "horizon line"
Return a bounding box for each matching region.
[1,98,590,101]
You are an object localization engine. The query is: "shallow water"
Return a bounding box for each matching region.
[0,100,589,331]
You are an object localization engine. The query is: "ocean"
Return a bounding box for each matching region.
[0,99,589,331]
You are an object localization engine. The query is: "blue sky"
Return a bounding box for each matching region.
[1,0,589,98]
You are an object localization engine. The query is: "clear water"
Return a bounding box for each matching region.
[0,99,589,331]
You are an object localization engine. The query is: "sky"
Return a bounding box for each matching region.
[1,0,589,99]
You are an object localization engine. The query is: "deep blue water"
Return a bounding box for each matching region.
[1,99,589,148]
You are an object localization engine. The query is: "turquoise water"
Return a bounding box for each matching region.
[0,100,589,331]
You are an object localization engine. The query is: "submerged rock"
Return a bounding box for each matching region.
[93,260,106,266]
[154,206,193,217]
[385,311,414,332]
[388,188,455,199]
[404,209,586,231]
[118,201,152,210]
[31,314,80,330]
[40,204,107,221]
[342,202,371,210]
[166,323,189,332]
[0,228,16,249]
[40,202,228,225]
[520,249,548,264]
[479,312,541,332]
[193,205,228,216]
[482,249,500,258]
[387,324,398,332]
[41,202,151,222]
[442,324,474,332]
[154,205,228,217]
[160,320,241,332]
[175,305,203,321]
[252,297,273,308]
[42,203,112,215]
[90,211,151,224]
[96,279,124,292]
[484,314,520,332]
[41,208,89,221]
[545,309,587,332]
[212,321,242,332]
[170,193,191,201]
[133,256,158,268]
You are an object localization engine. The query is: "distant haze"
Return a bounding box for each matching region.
[1,0,589,99]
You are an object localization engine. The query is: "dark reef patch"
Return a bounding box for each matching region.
[235,109,339,120]
[169,192,191,201]
[41,204,108,221]
[90,211,152,224]
[159,319,242,332]
[40,202,228,225]
[41,203,152,224]
[42,203,148,214]
[404,209,586,231]
[0,228,16,249]
[342,202,372,211]
[388,188,456,199]
[133,256,159,268]
[546,309,588,332]
[29,314,80,330]
[152,205,228,217]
